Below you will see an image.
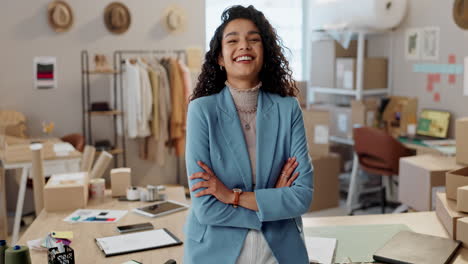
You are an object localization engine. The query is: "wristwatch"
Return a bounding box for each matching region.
[232,188,243,208]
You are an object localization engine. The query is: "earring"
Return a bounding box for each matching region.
[220,65,224,71]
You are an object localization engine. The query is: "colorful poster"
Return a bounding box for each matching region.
[34,56,57,89]
[421,27,440,61]
[405,28,421,60]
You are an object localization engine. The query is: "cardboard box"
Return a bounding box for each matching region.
[111,168,132,197]
[435,192,468,240]
[296,81,308,107]
[351,99,380,127]
[335,58,388,90]
[399,155,461,211]
[446,167,468,200]
[309,153,341,211]
[382,96,418,137]
[311,104,353,140]
[456,118,468,165]
[457,186,468,212]
[44,172,89,212]
[303,109,330,158]
[457,217,468,248]
[310,40,362,88]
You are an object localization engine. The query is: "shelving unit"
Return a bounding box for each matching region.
[309,31,392,214]
[81,50,126,167]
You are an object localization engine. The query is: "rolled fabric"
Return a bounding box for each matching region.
[89,151,113,179]
[80,145,96,172]
[30,144,45,216]
[4,245,31,264]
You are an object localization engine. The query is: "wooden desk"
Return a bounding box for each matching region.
[303,212,468,263]
[0,138,81,243]
[18,187,188,264]
[403,142,447,156]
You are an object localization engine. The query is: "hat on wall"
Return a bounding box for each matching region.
[453,0,468,29]
[163,5,187,34]
[47,0,74,33]
[104,2,131,34]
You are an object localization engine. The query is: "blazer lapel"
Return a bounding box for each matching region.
[256,91,278,189]
[217,87,253,190]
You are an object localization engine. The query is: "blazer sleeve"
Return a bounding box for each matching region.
[254,99,314,222]
[185,100,262,230]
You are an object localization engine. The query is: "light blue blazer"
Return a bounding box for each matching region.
[184,86,314,264]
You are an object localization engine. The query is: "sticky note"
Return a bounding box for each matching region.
[449,54,456,64]
[434,92,441,102]
[427,83,433,92]
[51,231,73,240]
[449,75,456,84]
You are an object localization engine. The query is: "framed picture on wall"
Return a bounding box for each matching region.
[33,56,57,89]
[405,28,421,60]
[421,27,440,61]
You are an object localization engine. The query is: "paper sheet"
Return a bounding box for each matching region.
[64,209,127,223]
[314,125,329,144]
[305,236,336,264]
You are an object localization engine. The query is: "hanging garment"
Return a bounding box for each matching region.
[148,68,160,139]
[147,59,171,166]
[136,59,153,138]
[177,60,193,103]
[123,59,141,138]
[169,58,187,156]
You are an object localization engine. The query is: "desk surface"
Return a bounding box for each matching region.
[17,187,188,264]
[303,212,468,264]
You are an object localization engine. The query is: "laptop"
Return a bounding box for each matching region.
[413,109,451,140]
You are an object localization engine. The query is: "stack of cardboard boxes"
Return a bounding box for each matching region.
[303,109,341,212]
[433,118,468,246]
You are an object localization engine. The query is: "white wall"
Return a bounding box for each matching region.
[0,0,205,186]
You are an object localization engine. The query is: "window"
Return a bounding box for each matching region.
[205,0,304,80]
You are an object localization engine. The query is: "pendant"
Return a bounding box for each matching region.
[245,124,251,130]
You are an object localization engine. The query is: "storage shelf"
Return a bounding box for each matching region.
[310,86,389,96]
[83,70,121,74]
[89,111,123,116]
[329,136,354,145]
[96,148,123,155]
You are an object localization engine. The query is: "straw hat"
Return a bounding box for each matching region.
[47,1,74,32]
[104,2,131,34]
[454,0,468,29]
[163,5,187,33]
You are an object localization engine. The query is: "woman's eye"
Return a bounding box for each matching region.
[227,39,237,43]
[250,38,261,42]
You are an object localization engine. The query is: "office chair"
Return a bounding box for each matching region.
[61,133,85,152]
[353,127,413,213]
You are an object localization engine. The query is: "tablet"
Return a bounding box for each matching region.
[132,200,189,218]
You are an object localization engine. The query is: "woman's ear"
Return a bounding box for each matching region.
[217,54,225,68]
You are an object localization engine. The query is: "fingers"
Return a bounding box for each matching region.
[286,172,300,186]
[195,189,211,198]
[191,181,210,192]
[198,161,215,175]
[281,157,295,173]
[285,160,299,177]
[189,172,210,181]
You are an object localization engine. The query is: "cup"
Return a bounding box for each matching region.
[89,178,105,200]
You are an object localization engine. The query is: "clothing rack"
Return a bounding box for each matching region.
[113,49,188,186]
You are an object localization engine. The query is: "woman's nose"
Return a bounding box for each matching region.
[239,40,251,50]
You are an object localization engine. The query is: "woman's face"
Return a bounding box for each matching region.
[218,18,264,84]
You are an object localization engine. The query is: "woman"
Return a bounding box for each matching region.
[185,5,313,264]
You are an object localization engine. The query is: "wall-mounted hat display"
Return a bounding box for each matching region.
[47,0,74,32]
[453,0,468,29]
[163,5,187,34]
[104,2,131,34]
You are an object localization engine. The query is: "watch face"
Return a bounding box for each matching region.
[233,188,242,193]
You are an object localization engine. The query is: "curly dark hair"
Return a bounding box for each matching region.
[190,5,298,101]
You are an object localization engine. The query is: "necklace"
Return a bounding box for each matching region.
[237,108,256,130]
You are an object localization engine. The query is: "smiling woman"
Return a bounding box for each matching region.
[185,5,313,264]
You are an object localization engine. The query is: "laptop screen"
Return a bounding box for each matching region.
[416,109,451,138]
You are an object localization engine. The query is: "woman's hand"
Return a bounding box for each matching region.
[189,161,234,204]
[275,157,300,188]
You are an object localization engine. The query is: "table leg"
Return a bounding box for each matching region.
[12,167,28,245]
[0,167,7,239]
[346,154,360,215]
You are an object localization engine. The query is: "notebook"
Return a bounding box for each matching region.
[95,228,182,257]
[305,236,336,264]
[373,231,461,264]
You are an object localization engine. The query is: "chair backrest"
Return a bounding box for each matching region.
[80,145,96,172]
[353,127,412,175]
[61,133,85,152]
